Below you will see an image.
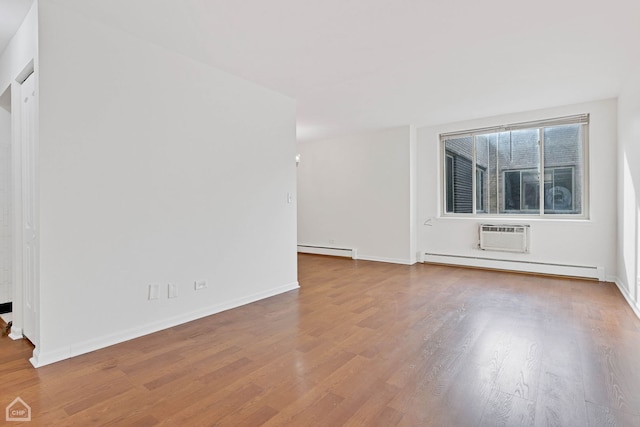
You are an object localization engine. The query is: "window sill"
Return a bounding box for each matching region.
[435,215,591,223]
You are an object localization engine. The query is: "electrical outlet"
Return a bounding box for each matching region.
[168,284,178,298]
[194,280,207,291]
[148,284,160,300]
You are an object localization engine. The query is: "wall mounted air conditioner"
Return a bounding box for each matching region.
[479,224,530,253]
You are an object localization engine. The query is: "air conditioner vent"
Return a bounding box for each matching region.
[479,224,530,253]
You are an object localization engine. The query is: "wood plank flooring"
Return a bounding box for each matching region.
[2,254,640,426]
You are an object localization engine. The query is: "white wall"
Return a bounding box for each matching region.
[417,99,618,280]
[34,2,297,366]
[297,126,414,264]
[0,2,37,93]
[617,79,640,316]
[0,105,10,304]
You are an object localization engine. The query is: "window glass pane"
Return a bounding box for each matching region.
[504,171,521,211]
[543,125,582,214]
[440,116,586,218]
[522,171,539,210]
[475,136,490,214]
[476,169,485,212]
[444,137,473,213]
[499,129,540,214]
[445,155,454,213]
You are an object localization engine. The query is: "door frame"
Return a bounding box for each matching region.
[8,62,40,363]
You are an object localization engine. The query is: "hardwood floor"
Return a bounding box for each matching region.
[2,254,640,426]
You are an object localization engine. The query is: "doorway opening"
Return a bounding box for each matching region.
[0,85,13,328]
[0,62,39,361]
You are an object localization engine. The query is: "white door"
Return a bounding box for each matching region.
[20,73,36,342]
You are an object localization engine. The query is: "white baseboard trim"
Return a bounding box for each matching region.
[29,348,42,369]
[422,252,603,280]
[30,281,300,368]
[297,245,356,259]
[9,327,23,341]
[605,275,618,283]
[297,245,414,265]
[356,255,414,265]
[614,278,640,320]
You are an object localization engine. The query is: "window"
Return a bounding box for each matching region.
[444,147,473,213]
[441,114,588,217]
[476,167,486,213]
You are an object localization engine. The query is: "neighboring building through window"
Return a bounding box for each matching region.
[476,167,486,213]
[442,114,588,217]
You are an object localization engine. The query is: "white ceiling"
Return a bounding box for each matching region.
[0,0,33,54]
[7,1,640,141]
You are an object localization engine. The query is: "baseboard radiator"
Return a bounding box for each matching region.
[297,245,357,260]
[420,252,604,281]
[479,224,529,253]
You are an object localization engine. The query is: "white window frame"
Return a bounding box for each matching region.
[440,114,589,219]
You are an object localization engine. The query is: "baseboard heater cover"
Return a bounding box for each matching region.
[422,252,604,281]
[297,245,358,260]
